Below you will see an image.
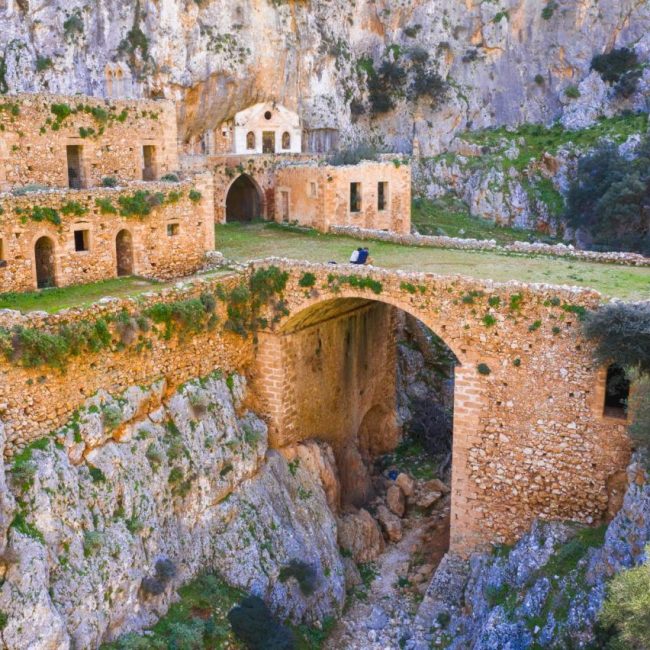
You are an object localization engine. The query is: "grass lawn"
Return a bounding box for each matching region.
[412,195,559,245]
[0,277,171,314]
[216,223,650,301]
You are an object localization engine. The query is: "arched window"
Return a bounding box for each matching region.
[604,363,630,419]
[282,131,291,150]
[246,131,256,150]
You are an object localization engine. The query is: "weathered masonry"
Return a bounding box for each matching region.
[274,161,411,233]
[0,177,214,292]
[0,94,178,190]
[0,262,630,555]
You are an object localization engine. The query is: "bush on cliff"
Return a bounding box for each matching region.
[600,546,650,648]
[565,135,650,254]
[228,596,295,649]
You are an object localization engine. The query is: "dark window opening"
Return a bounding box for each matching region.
[246,131,256,150]
[0,237,5,268]
[116,229,133,277]
[282,131,291,149]
[35,236,56,288]
[225,174,262,222]
[142,145,157,181]
[281,191,289,222]
[74,229,89,252]
[378,181,388,211]
[350,182,361,213]
[604,364,630,419]
[262,131,275,154]
[67,145,83,189]
[167,223,179,237]
[264,111,272,120]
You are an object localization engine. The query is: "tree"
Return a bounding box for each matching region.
[565,136,650,254]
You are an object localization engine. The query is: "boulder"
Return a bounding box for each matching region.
[423,479,450,495]
[395,472,416,497]
[376,505,403,543]
[415,489,443,509]
[387,484,406,517]
[342,557,363,589]
[337,509,385,563]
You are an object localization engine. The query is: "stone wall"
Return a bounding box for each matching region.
[275,161,411,233]
[0,176,214,292]
[0,94,178,191]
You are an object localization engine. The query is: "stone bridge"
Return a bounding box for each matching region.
[251,261,630,554]
[0,259,630,555]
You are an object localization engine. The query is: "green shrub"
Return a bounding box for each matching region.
[88,466,106,483]
[95,197,117,214]
[477,363,491,376]
[565,85,580,99]
[583,303,650,375]
[60,201,88,217]
[10,511,44,542]
[482,314,497,327]
[35,56,53,72]
[118,190,164,218]
[565,136,650,254]
[15,205,61,226]
[101,403,122,430]
[278,560,318,596]
[101,176,118,188]
[51,102,73,122]
[83,530,104,556]
[228,596,295,649]
[63,11,84,38]
[528,320,542,332]
[592,48,641,97]
[298,272,316,288]
[188,189,202,203]
[599,547,650,647]
[160,173,180,183]
[541,2,558,19]
[534,74,545,86]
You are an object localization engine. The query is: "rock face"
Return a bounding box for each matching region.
[414,451,650,649]
[0,373,345,648]
[0,1,649,153]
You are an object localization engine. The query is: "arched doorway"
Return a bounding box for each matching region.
[116,230,134,277]
[225,174,263,222]
[34,236,56,288]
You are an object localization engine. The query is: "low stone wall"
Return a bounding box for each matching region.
[0,176,214,292]
[330,225,650,267]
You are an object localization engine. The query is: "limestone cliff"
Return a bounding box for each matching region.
[1,0,649,153]
[0,373,345,648]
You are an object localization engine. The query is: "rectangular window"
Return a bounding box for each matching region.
[67,145,84,189]
[310,182,317,198]
[262,131,276,154]
[350,182,361,213]
[167,223,179,237]
[74,229,89,252]
[378,181,388,211]
[142,145,157,181]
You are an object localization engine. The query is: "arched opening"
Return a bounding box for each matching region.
[116,229,134,277]
[604,363,630,419]
[246,131,255,150]
[34,236,56,288]
[281,131,291,150]
[257,297,459,598]
[225,174,263,222]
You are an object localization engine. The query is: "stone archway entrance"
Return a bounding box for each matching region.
[225,174,263,222]
[116,229,134,276]
[34,236,56,288]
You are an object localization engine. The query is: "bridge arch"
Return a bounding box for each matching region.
[250,262,632,554]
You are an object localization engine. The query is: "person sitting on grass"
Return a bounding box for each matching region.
[349,247,362,264]
[357,247,370,265]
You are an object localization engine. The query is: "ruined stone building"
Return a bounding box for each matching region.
[0,92,412,293]
[0,94,212,291]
